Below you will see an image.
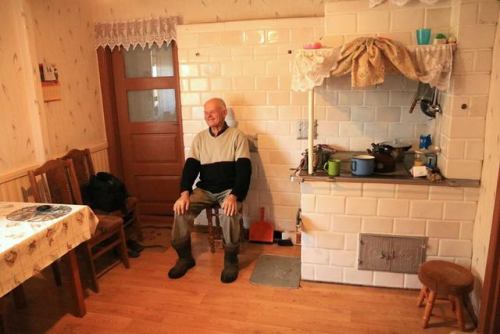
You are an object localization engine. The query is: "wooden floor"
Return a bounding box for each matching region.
[3,231,469,334]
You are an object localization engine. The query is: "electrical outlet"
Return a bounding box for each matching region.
[296,120,318,139]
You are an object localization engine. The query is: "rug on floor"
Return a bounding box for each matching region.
[250,254,301,288]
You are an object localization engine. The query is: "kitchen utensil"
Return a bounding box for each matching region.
[428,88,441,114]
[351,155,375,176]
[420,97,432,116]
[323,159,341,176]
[369,151,396,173]
[425,152,438,169]
[409,82,429,114]
[249,207,274,243]
[380,140,412,161]
[420,87,440,118]
[299,144,336,171]
[368,143,396,173]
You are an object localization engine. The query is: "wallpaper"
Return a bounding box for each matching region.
[29,0,106,156]
[0,0,38,173]
[89,0,324,24]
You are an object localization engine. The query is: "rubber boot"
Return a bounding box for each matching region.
[168,237,195,279]
[221,244,239,283]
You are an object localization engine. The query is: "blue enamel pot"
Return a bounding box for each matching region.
[351,155,375,176]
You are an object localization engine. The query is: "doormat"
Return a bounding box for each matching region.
[250,254,301,288]
[141,227,170,249]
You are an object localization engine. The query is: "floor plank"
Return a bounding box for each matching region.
[3,232,469,333]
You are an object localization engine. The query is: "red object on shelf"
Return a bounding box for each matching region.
[303,42,322,49]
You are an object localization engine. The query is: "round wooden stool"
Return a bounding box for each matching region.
[417,260,475,331]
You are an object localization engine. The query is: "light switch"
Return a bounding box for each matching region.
[296,120,318,140]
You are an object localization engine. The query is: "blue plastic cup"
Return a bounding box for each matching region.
[416,28,431,45]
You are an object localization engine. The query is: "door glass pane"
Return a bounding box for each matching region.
[123,43,174,78]
[127,89,176,122]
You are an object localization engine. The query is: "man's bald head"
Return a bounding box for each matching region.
[204,98,227,111]
[204,98,228,130]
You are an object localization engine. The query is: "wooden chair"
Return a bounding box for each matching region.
[28,159,129,292]
[61,148,142,240]
[0,296,5,334]
[205,204,245,253]
[417,260,476,331]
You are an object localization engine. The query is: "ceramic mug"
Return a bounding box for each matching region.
[323,159,341,177]
[351,155,375,176]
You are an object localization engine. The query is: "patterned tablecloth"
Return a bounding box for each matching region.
[0,202,98,298]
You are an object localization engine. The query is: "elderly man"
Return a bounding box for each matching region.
[168,98,251,283]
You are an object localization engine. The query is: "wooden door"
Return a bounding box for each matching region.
[111,42,184,224]
[479,168,500,333]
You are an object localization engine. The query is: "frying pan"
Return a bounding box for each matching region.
[420,87,441,118]
[409,82,430,114]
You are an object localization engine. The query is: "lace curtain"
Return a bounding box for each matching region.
[369,0,439,7]
[291,37,453,92]
[95,16,177,50]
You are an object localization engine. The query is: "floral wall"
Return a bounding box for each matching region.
[0,0,39,174]
[0,0,108,201]
[29,0,106,156]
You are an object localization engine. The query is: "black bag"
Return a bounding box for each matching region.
[83,172,129,212]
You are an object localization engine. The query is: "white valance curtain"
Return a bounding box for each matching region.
[94,16,177,50]
[291,38,454,92]
[369,0,439,7]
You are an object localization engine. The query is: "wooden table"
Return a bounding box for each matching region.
[0,202,98,317]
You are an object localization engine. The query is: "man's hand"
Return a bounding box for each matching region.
[222,194,238,216]
[173,191,190,215]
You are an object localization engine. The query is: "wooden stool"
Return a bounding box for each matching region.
[417,260,475,331]
[205,204,244,253]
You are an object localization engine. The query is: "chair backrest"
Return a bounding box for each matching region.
[28,159,83,205]
[61,148,95,188]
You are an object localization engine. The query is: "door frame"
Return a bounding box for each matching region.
[96,42,185,224]
[97,46,124,180]
[478,168,500,333]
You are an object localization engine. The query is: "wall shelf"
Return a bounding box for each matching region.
[41,82,61,102]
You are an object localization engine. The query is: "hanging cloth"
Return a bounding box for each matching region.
[330,37,419,87]
[291,37,454,91]
[94,16,177,50]
[413,44,453,91]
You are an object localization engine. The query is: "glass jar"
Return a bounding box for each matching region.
[414,150,426,167]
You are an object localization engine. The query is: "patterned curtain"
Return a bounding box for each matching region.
[291,37,454,92]
[94,16,177,50]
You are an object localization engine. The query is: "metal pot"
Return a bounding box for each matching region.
[380,140,412,161]
[351,155,375,176]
